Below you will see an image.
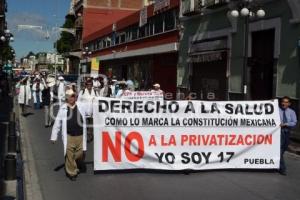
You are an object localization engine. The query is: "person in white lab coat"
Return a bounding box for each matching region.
[16,77,32,116]
[50,89,91,181]
[77,79,98,102]
[92,77,101,95]
[57,76,66,107]
[32,78,44,109]
[77,79,97,142]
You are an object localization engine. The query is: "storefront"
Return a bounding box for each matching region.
[187,38,228,100]
[83,0,180,96]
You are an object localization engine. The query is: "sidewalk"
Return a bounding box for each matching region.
[0,91,14,199]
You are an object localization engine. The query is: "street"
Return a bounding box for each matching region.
[20,107,300,200]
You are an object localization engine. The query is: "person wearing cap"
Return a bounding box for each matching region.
[51,89,92,181]
[151,83,163,93]
[57,76,65,107]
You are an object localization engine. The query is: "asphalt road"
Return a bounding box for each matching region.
[20,107,300,200]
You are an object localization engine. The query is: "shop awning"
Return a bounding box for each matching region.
[187,50,227,63]
[95,42,179,61]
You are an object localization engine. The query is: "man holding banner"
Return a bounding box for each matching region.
[279,96,297,175]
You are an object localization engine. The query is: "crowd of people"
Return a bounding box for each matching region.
[15,68,165,181]
[15,68,298,181]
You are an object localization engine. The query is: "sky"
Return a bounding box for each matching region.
[7,0,70,59]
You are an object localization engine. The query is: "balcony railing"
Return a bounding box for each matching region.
[204,0,228,9]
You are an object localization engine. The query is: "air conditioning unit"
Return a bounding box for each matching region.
[181,0,203,16]
[204,0,229,9]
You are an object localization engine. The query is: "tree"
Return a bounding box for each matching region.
[0,45,15,62]
[55,17,75,54]
[26,51,36,58]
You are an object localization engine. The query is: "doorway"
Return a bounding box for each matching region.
[191,52,227,100]
[250,29,275,100]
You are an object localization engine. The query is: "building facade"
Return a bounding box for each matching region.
[0,0,7,67]
[178,0,300,137]
[178,0,300,100]
[83,0,180,95]
[65,0,146,75]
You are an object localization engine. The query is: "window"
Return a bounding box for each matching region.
[106,37,111,47]
[98,40,102,49]
[126,30,131,41]
[139,26,146,38]
[154,14,164,34]
[115,35,120,45]
[164,10,176,31]
[120,33,126,43]
[103,40,107,48]
[131,26,138,40]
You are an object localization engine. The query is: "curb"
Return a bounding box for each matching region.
[19,110,44,200]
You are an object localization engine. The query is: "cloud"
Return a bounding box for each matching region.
[7,12,59,41]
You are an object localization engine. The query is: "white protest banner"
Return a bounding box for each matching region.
[93,98,281,171]
[121,91,164,100]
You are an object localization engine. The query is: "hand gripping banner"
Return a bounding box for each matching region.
[93,98,281,171]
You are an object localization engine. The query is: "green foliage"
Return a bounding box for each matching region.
[0,44,14,62]
[55,17,75,54]
[26,51,36,58]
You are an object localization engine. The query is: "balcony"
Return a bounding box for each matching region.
[204,0,229,9]
[181,0,202,16]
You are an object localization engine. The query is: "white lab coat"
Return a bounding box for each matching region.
[93,80,101,89]
[17,83,32,105]
[50,102,92,156]
[58,82,65,106]
[78,88,98,103]
[32,83,44,103]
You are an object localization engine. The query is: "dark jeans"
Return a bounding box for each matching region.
[280,129,290,172]
[34,93,41,109]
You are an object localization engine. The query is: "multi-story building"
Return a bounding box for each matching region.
[65,0,146,75]
[83,0,180,96]
[0,0,6,31]
[178,0,300,138]
[0,0,7,66]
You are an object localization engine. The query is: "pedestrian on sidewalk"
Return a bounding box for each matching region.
[16,77,31,116]
[50,89,92,181]
[279,96,297,175]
